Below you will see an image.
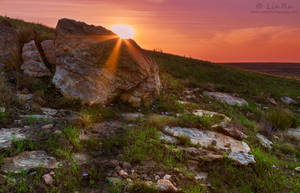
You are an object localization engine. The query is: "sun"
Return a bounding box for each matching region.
[110,24,135,39]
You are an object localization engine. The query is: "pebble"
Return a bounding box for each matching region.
[42,124,54,129]
[156,179,177,192]
[118,170,128,178]
[43,174,54,185]
[163,174,172,180]
[295,167,300,172]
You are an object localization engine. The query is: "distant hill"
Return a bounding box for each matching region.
[223,62,300,79]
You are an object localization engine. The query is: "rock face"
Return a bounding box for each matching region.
[53,18,161,106]
[1,151,58,173]
[203,91,248,106]
[0,21,21,66]
[21,40,51,77]
[41,40,56,65]
[211,122,248,140]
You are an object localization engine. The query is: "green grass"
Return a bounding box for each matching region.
[148,51,300,101]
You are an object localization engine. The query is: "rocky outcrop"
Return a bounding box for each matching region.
[211,122,248,140]
[0,128,28,149]
[163,126,255,165]
[203,91,248,106]
[0,21,21,66]
[53,18,161,106]
[21,40,51,77]
[1,151,58,173]
[281,96,296,105]
[256,133,273,149]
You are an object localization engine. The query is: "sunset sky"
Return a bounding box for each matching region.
[1,0,300,62]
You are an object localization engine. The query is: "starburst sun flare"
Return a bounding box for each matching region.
[110,24,135,39]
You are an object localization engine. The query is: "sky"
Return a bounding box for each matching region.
[1,0,300,62]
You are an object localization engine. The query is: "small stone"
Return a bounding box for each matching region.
[122,162,131,169]
[42,124,54,129]
[50,171,55,176]
[43,174,54,185]
[194,172,208,181]
[155,175,160,181]
[54,130,62,135]
[228,152,256,166]
[256,133,273,149]
[163,174,172,180]
[17,93,33,101]
[281,96,296,105]
[156,179,177,192]
[295,167,300,172]
[0,107,5,113]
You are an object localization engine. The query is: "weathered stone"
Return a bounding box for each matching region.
[42,124,54,129]
[53,18,161,106]
[193,109,231,122]
[118,170,129,178]
[41,40,56,64]
[0,21,21,66]
[0,128,27,149]
[281,96,296,105]
[295,167,300,172]
[228,152,256,166]
[121,113,144,122]
[211,122,247,140]
[256,133,273,149]
[287,127,300,140]
[203,92,248,106]
[17,93,33,101]
[160,132,178,144]
[164,126,251,153]
[42,173,54,185]
[21,40,51,77]
[194,172,208,181]
[1,151,58,173]
[156,179,177,192]
[163,174,172,180]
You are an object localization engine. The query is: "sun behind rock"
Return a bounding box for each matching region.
[110,24,135,39]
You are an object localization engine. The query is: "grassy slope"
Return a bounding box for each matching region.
[0,16,55,40]
[147,51,300,99]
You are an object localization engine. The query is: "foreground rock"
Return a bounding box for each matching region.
[163,126,255,165]
[53,18,161,106]
[0,128,28,149]
[0,21,20,66]
[1,151,58,173]
[287,127,300,140]
[21,40,51,77]
[203,92,248,106]
[156,179,178,192]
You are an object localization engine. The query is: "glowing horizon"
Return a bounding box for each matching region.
[1,0,300,62]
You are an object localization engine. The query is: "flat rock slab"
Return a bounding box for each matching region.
[0,128,28,149]
[287,127,300,140]
[164,126,250,153]
[121,113,144,122]
[212,122,248,140]
[203,91,248,106]
[1,151,58,173]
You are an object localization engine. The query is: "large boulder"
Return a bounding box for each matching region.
[0,21,21,67]
[53,18,161,106]
[41,40,56,65]
[21,40,51,77]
